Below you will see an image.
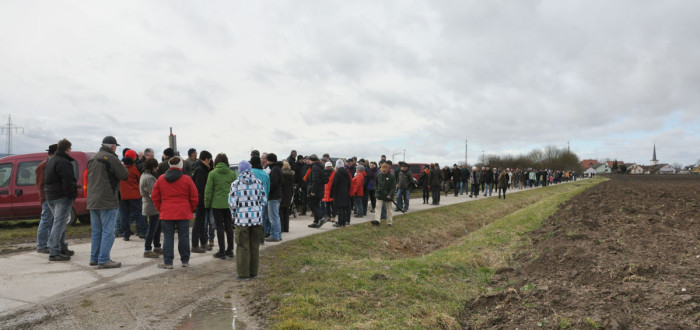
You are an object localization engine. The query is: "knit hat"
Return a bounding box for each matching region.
[325,161,333,168]
[239,160,251,172]
[380,163,390,171]
[336,159,345,168]
[163,148,174,158]
[169,157,183,169]
[356,165,365,172]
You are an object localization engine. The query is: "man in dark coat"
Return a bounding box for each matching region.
[191,150,212,253]
[157,148,175,177]
[429,164,442,205]
[330,159,352,227]
[307,154,327,228]
[371,163,396,227]
[36,144,57,254]
[44,139,77,261]
[265,153,283,241]
[452,164,462,197]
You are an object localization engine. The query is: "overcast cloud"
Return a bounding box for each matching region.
[1,0,698,166]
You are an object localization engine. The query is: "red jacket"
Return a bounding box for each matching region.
[120,164,142,200]
[151,169,198,220]
[35,159,48,203]
[322,170,336,202]
[350,171,365,197]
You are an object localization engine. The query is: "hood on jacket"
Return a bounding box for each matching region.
[214,162,232,173]
[237,170,259,185]
[283,168,295,176]
[165,168,184,183]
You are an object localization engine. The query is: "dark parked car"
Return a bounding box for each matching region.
[0,152,93,225]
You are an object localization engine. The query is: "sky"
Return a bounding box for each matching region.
[1,0,699,167]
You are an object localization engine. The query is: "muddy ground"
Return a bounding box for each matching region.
[461,175,700,329]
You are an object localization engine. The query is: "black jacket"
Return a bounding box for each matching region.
[309,162,325,197]
[330,167,351,208]
[281,169,295,208]
[268,161,283,200]
[192,159,210,206]
[452,167,462,182]
[429,168,442,187]
[483,169,494,184]
[44,150,77,201]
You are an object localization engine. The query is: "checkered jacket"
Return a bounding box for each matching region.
[228,170,267,226]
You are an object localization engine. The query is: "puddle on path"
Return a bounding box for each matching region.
[176,299,247,330]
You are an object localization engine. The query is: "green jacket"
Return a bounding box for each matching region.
[87,146,129,210]
[375,171,396,201]
[204,162,237,209]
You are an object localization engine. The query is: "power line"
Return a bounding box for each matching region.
[0,114,24,156]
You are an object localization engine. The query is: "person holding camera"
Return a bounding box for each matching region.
[371,163,396,227]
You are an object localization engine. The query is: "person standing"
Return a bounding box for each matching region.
[429,164,442,205]
[205,153,237,259]
[442,165,452,196]
[229,161,266,280]
[265,153,283,242]
[350,165,366,217]
[469,166,481,198]
[371,163,396,227]
[460,164,470,196]
[44,139,76,261]
[140,158,162,258]
[395,162,413,212]
[280,161,295,233]
[191,150,213,253]
[156,148,175,177]
[498,169,509,199]
[250,156,270,245]
[119,149,145,240]
[483,166,494,197]
[35,144,57,254]
[307,155,327,228]
[321,161,336,223]
[331,159,352,227]
[183,148,197,177]
[452,164,462,197]
[418,166,430,204]
[151,157,197,268]
[87,136,129,268]
[367,161,378,213]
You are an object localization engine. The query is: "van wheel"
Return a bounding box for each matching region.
[78,213,91,225]
[68,209,78,226]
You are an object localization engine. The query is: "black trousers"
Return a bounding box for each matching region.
[213,208,233,253]
[336,207,351,226]
[499,187,507,198]
[362,187,369,213]
[309,196,322,222]
[280,206,290,232]
[191,204,207,248]
[300,186,309,213]
[369,190,376,209]
[431,185,440,204]
[422,186,430,203]
[471,182,480,196]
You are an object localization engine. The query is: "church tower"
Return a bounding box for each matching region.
[650,142,659,166]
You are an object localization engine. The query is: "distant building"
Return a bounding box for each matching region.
[693,166,700,175]
[605,160,624,168]
[580,159,599,169]
[627,164,644,174]
[584,167,597,177]
[650,143,659,166]
[658,164,676,174]
[595,163,611,174]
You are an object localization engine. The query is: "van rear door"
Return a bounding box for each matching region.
[12,160,41,218]
[0,162,14,218]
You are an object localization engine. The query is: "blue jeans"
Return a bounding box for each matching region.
[47,197,71,256]
[262,204,270,235]
[484,183,493,196]
[453,182,460,196]
[396,189,410,212]
[353,196,364,215]
[119,199,145,238]
[267,199,282,240]
[206,208,216,240]
[144,214,161,252]
[161,220,190,265]
[460,181,469,195]
[37,200,54,250]
[90,209,118,264]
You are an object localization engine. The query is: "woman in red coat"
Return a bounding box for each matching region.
[151,157,198,269]
[321,162,336,222]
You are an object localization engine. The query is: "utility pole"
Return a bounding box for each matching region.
[482,150,485,165]
[1,114,24,156]
[465,139,468,165]
[403,149,406,162]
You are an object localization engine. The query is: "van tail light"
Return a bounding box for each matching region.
[83,169,88,198]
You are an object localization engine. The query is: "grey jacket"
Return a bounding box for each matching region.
[87,146,129,210]
[139,170,159,216]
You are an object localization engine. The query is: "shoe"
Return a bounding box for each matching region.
[157,263,173,269]
[317,218,327,228]
[49,254,71,261]
[98,260,121,269]
[236,276,250,281]
[61,249,75,256]
[37,248,50,254]
[265,233,271,238]
[143,251,159,258]
[308,222,319,228]
[333,222,341,227]
[191,246,206,253]
[265,237,282,242]
[370,208,375,213]
[138,235,145,239]
[182,263,189,268]
[208,239,215,247]
[393,208,400,212]
[89,261,98,266]
[213,252,226,260]
[153,248,163,255]
[371,220,380,226]
[205,245,213,251]
[226,250,234,258]
[123,236,130,241]
[354,214,363,218]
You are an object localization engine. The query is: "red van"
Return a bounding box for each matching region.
[0,152,93,225]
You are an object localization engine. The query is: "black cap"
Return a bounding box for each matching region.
[163,148,174,157]
[102,136,120,146]
[46,144,58,155]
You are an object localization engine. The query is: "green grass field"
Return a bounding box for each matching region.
[249,178,604,329]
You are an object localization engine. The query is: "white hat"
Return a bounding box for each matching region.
[169,157,183,169]
[336,159,345,168]
[325,161,333,168]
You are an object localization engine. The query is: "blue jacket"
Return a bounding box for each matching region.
[251,168,270,197]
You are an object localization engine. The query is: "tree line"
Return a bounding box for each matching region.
[478,145,582,172]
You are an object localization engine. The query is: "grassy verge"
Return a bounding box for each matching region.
[249,178,605,329]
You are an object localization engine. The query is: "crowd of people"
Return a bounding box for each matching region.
[35,136,578,279]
